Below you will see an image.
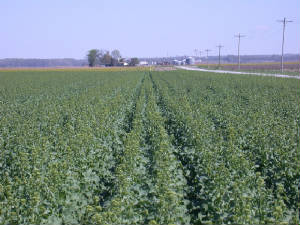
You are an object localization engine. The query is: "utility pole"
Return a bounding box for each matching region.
[205,49,211,68]
[198,50,202,63]
[198,50,202,58]
[235,33,245,70]
[277,17,293,73]
[194,49,198,58]
[216,45,224,68]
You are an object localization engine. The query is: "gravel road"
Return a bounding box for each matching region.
[177,66,300,79]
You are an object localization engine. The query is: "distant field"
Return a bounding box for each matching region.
[197,61,300,76]
[0,69,299,224]
[0,66,150,72]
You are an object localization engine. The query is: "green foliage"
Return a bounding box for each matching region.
[150,70,300,224]
[0,69,299,224]
[87,49,100,67]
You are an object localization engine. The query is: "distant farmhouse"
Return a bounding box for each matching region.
[171,57,196,66]
[139,61,149,66]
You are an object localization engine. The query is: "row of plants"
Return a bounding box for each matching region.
[0,70,144,224]
[0,69,299,224]
[85,76,189,224]
[150,70,299,224]
[85,75,150,224]
[144,77,189,224]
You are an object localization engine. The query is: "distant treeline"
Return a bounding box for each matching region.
[0,58,88,68]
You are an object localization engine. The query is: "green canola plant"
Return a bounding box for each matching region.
[0,69,299,224]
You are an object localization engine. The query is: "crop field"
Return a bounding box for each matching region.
[0,69,299,224]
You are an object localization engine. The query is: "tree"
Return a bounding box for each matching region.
[129,57,139,66]
[111,49,121,61]
[111,58,118,66]
[102,51,112,66]
[87,49,100,67]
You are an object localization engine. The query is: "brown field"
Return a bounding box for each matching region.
[153,66,177,71]
[197,61,300,74]
[0,66,150,72]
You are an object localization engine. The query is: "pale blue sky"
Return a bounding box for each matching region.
[0,0,299,58]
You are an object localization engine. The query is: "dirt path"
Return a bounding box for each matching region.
[177,66,300,79]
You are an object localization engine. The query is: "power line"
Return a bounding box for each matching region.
[216,45,224,68]
[234,33,246,70]
[277,17,293,72]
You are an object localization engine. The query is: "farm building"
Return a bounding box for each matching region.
[139,61,149,66]
[185,57,195,65]
[172,60,181,65]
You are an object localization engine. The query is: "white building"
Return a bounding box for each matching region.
[185,57,195,65]
[139,61,149,66]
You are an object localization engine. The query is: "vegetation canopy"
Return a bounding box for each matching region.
[0,69,299,224]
